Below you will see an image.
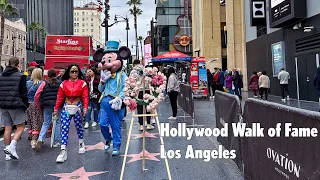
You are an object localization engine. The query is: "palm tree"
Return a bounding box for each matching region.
[127,0,142,60]
[0,1,18,71]
[138,36,144,64]
[28,22,47,61]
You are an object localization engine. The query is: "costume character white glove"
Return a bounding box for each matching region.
[109,96,122,110]
[100,70,112,83]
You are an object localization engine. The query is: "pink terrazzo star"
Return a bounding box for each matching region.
[122,150,161,163]
[48,167,107,180]
[85,142,105,151]
[131,132,159,139]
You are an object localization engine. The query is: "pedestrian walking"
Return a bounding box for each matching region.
[84,67,100,129]
[0,58,28,160]
[54,64,89,163]
[278,67,290,102]
[26,68,45,149]
[130,60,155,131]
[249,71,259,97]
[207,69,214,97]
[225,71,233,94]
[232,68,242,99]
[218,68,225,91]
[26,66,35,81]
[34,68,62,150]
[258,71,270,100]
[167,67,180,120]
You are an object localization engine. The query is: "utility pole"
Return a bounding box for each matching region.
[102,0,110,42]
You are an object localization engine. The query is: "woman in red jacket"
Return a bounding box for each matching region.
[249,71,259,97]
[53,64,89,163]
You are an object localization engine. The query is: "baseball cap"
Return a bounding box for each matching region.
[29,61,38,67]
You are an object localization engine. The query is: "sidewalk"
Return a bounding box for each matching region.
[0,99,244,180]
[241,91,320,112]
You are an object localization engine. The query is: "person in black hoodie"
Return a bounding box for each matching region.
[34,68,63,150]
[0,57,28,160]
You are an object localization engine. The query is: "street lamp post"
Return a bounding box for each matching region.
[114,15,130,47]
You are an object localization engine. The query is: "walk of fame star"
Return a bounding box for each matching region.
[122,150,161,163]
[48,167,107,180]
[131,132,159,139]
[85,142,105,151]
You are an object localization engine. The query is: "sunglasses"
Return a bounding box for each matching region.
[70,70,79,74]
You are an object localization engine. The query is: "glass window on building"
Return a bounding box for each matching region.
[7,30,9,39]
[92,13,94,15]
[74,23,77,26]
[91,29,93,32]
[82,12,85,16]
[74,29,77,32]
[91,23,93,27]
[86,29,88,32]
[82,23,85,27]
[6,45,9,55]
[91,18,93,21]
[82,29,85,32]
[86,12,88,15]
[82,18,85,21]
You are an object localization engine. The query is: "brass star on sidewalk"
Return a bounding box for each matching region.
[131,132,159,139]
[122,150,161,163]
[85,142,105,151]
[48,167,107,180]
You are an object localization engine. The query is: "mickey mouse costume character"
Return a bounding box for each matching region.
[94,41,130,156]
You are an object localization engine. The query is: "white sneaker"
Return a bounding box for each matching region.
[168,116,177,120]
[253,95,258,98]
[151,118,156,125]
[5,154,11,161]
[56,149,67,163]
[53,143,60,148]
[146,124,154,130]
[4,146,19,159]
[84,122,89,129]
[79,142,85,154]
[287,96,290,101]
[139,125,144,131]
[91,122,97,127]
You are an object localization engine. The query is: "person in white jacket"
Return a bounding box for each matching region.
[258,71,270,100]
[278,68,290,102]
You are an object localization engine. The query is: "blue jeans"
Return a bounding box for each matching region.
[85,99,99,122]
[38,108,61,144]
[228,88,233,94]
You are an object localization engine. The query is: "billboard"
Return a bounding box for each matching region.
[271,41,285,77]
[269,0,306,28]
[45,35,92,56]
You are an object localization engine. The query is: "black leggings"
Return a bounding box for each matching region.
[137,91,150,125]
[169,91,179,117]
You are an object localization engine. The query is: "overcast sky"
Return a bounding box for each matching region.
[74,0,156,55]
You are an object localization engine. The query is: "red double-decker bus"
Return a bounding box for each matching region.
[44,35,94,76]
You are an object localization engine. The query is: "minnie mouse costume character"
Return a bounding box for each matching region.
[94,41,130,156]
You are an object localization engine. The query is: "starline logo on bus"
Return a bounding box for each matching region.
[56,39,79,45]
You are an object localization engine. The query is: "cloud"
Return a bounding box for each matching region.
[74,0,156,56]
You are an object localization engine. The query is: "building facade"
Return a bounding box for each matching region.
[73,2,102,49]
[245,0,320,101]
[0,18,27,71]
[154,0,192,56]
[6,0,74,64]
[192,0,247,88]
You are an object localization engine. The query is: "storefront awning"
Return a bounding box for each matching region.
[152,50,191,62]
